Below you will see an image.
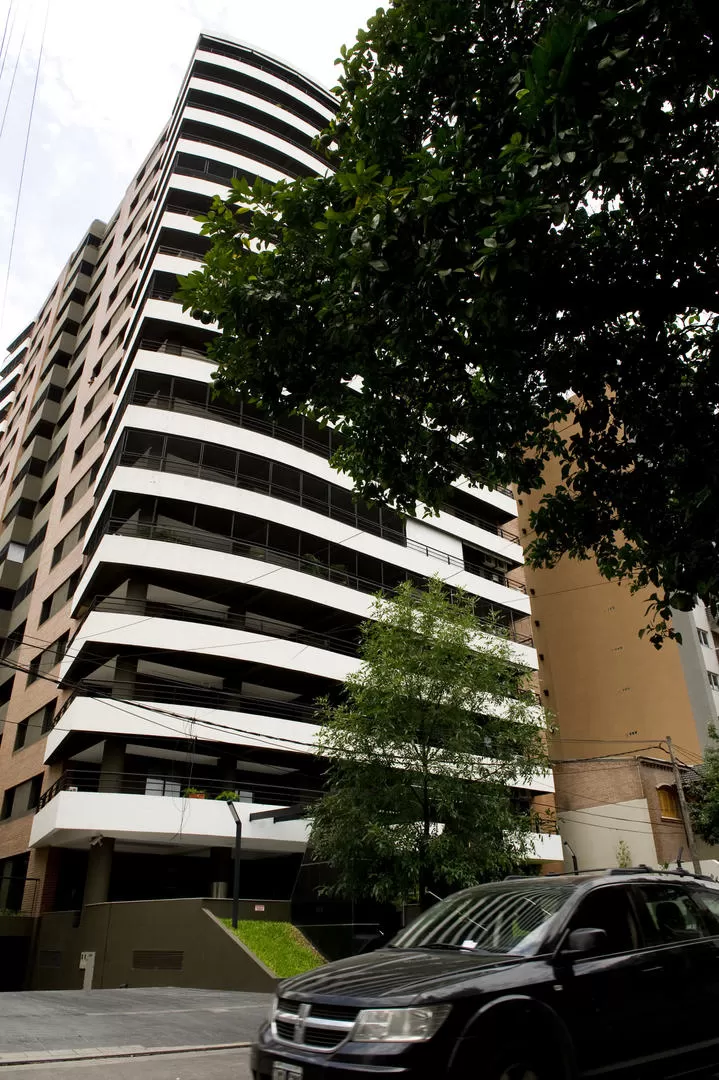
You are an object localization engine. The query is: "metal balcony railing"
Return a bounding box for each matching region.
[37,769,320,812]
[97,449,526,593]
[84,516,533,646]
[76,594,360,658]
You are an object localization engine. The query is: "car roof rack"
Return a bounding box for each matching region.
[542,865,715,882]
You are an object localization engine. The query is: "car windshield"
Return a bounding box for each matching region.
[391,883,575,956]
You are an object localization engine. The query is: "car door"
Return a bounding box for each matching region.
[551,883,660,1076]
[632,881,719,1072]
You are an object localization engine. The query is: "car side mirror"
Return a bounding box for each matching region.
[563,927,608,957]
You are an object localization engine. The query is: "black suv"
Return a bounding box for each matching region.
[252,869,719,1079]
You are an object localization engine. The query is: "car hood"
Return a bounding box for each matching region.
[280,947,524,1005]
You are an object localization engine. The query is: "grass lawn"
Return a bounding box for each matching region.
[222,919,326,978]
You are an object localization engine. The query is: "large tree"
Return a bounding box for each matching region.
[307,578,549,906]
[180,0,719,639]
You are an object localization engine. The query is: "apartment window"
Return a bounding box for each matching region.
[26,654,41,685]
[0,773,44,819]
[0,787,15,820]
[63,458,100,515]
[698,629,710,647]
[14,703,54,750]
[25,522,48,557]
[30,631,69,681]
[45,437,68,473]
[51,510,92,567]
[13,720,28,751]
[39,569,81,624]
[28,774,43,810]
[12,572,36,608]
[37,479,57,510]
[709,672,719,691]
[657,785,680,820]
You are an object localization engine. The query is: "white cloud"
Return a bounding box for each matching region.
[0,0,377,344]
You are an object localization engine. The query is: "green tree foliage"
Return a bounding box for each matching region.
[689,728,719,845]
[180,0,719,641]
[306,578,548,905]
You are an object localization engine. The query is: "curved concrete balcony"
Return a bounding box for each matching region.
[30,785,309,853]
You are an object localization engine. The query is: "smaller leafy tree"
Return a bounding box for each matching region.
[689,727,719,846]
[309,578,548,906]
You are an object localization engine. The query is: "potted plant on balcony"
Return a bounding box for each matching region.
[215,790,240,801]
[182,787,206,799]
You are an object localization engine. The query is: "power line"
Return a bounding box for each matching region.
[0,0,49,337]
[0,4,28,141]
[0,2,15,87]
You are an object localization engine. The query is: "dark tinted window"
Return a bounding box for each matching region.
[636,884,708,944]
[568,885,639,954]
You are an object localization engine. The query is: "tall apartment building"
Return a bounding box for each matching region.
[0,34,560,919]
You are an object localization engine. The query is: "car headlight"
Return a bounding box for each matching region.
[268,995,278,1023]
[351,1005,451,1043]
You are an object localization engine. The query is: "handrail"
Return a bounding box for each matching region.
[73,594,360,658]
[86,517,533,645]
[124,387,519,543]
[137,338,212,360]
[98,449,526,591]
[71,676,319,721]
[37,768,321,812]
[155,245,206,262]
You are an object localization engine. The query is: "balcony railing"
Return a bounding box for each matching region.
[73,674,320,722]
[128,387,341,460]
[97,450,526,592]
[137,337,212,361]
[37,769,321,812]
[85,517,533,646]
[121,387,518,543]
[75,594,360,658]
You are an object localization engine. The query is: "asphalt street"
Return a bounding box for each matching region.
[0,1048,251,1079]
[0,988,271,1062]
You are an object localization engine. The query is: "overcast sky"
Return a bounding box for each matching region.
[0,0,378,348]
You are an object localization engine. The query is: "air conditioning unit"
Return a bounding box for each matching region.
[67,785,78,792]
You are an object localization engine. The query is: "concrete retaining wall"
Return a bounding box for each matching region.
[30,898,287,991]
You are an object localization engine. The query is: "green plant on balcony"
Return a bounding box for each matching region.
[215,790,240,801]
[182,787,206,799]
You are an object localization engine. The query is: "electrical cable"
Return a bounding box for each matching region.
[0,0,49,338]
[0,10,30,141]
[0,1,14,87]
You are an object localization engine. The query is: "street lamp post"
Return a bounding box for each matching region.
[226,801,242,929]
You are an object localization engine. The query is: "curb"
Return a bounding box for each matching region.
[0,1041,251,1067]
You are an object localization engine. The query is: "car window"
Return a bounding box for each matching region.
[635,884,708,944]
[694,887,719,932]
[391,884,574,956]
[568,886,639,955]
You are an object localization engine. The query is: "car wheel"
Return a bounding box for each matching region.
[497,1066,541,1080]
[489,1055,546,1080]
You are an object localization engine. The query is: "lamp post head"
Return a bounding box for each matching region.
[226,800,240,824]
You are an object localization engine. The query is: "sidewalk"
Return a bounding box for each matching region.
[0,988,270,1066]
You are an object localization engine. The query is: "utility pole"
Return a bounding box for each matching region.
[666,736,702,876]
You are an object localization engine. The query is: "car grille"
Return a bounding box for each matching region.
[272,998,359,1053]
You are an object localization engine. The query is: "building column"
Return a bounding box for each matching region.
[98,737,125,792]
[209,847,232,898]
[84,837,115,906]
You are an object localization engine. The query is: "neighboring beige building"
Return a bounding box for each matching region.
[517,486,719,875]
